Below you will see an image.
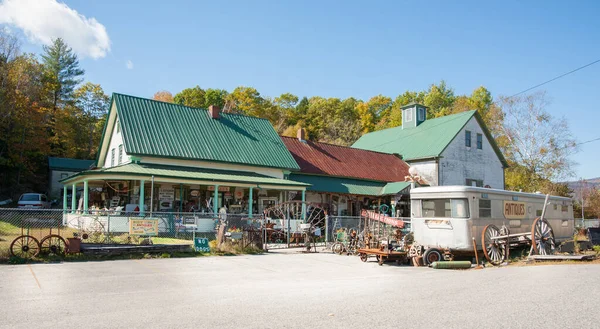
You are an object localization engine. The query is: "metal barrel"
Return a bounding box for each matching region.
[431,261,472,269]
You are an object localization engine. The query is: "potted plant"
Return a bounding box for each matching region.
[227,226,243,239]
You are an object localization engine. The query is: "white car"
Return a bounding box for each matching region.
[17,193,52,209]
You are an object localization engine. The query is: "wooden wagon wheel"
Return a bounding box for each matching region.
[481,224,505,266]
[10,235,40,259]
[531,218,555,255]
[40,234,68,255]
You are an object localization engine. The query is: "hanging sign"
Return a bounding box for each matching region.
[159,188,174,201]
[503,201,526,219]
[207,186,231,192]
[361,210,404,228]
[129,219,159,236]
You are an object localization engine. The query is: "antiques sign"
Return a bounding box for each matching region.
[207,186,231,192]
[503,201,526,219]
[129,219,159,236]
[361,210,404,228]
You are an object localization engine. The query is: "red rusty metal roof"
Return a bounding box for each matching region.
[281,136,410,182]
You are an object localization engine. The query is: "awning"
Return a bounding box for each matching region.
[60,163,309,189]
[289,174,411,196]
[380,182,412,196]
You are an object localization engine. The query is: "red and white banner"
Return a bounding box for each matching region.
[361,210,404,228]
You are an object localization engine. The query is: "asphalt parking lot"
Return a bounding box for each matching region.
[1,250,598,329]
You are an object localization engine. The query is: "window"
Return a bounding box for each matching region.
[419,198,469,218]
[479,199,491,218]
[465,130,471,147]
[477,133,483,149]
[561,205,568,212]
[466,179,483,187]
[111,148,115,167]
[418,108,425,121]
[118,145,123,165]
[404,109,412,122]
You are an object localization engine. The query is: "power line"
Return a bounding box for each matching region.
[575,137,600,147]
[509,59,600,98]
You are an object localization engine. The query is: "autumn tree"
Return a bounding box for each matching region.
[204,88,228,108]
[174,86,206,108]
[153,90,174,103]
[498,91,577,192]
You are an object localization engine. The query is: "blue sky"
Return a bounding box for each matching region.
[3,0,600,180]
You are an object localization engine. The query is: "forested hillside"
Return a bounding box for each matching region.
[0,32,577,199]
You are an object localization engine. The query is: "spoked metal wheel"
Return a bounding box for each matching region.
[10,235,41,259]
[531,218,555,255]
[482,224,505,266]
[332,242,345,255]
[359,253,368,262]
[40,234,68,255]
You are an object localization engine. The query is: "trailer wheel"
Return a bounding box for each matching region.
[359,253,368,262]
[423,248,442,265]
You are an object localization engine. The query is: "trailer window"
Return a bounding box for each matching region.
[479,199,491,218]
[420,199,469,218]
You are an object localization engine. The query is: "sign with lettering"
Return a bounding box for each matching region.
[361,210,404,228]
[503,201,526,219]
[183,216,196,225]
[194,238,211,252]
[129,219,159,236]
[207,186,231,192]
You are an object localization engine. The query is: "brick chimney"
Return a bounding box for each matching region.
[297,128,306,141]
[208,105,220,119]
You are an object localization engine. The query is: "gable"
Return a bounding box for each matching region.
[99,94,300,170]
[352,110,476,160]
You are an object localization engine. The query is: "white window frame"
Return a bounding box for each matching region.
[118,145,123,165]
[111,149,115,167]
[404,109,412,122]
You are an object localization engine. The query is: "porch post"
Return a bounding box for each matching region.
[63,186,67,213]
[83,180,89,214]
[301,189,306,221]
[213,185,219,215]
[71,184,76,214]
[139,179,145,216]
[179,183,183,213]
[248,187,253,218]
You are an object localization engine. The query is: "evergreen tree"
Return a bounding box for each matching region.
[41,38,85,111]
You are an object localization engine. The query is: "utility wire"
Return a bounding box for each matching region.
[574,137,600,147]
[509,59,600,98]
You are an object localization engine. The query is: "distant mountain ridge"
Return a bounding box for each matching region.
[564,177,600,200]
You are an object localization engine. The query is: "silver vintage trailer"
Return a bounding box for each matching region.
[409,186,574,265]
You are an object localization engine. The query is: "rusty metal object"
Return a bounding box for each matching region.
[531,218,556,255]
[39,234,68,255]
[482,224,505,266]
[10,235,40,258]
[423,248,442,265]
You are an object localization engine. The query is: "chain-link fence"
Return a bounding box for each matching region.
[0,208,266,259]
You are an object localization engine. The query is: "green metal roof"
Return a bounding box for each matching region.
[48,157,94,171]
[61,163,309,187]
[380,182,412,195]
[352,110,508,167]
[289,174,411,196]
[289,173,384,196]
[111,93,300,170]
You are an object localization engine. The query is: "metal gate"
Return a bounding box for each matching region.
[262,201,326,250]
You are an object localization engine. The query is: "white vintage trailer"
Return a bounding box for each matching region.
[409,186,574,265]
